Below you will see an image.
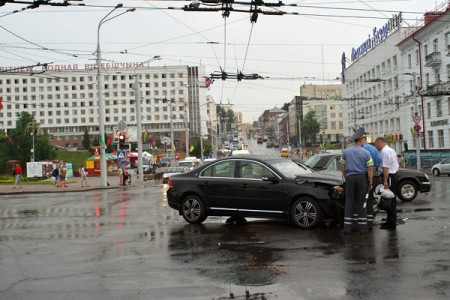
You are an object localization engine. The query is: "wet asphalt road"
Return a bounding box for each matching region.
[1,177,449,299]
[0,142,449,299]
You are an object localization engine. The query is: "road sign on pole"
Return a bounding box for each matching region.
[117,150,126,160]
[413,115,421,124]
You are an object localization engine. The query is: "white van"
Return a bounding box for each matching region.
[178,157,202,170]
[230,149,250,156]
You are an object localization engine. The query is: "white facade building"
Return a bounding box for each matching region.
[342,15,408,153]
[343,2,450,153]
[0,64,208,150]
[398,3,450,150]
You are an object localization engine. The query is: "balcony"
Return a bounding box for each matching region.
[425,51,441,67]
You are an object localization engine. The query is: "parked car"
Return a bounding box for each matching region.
[431,158,450,176]
[162,167,187,183]
[167,156,345,229]
[305,153,431,202]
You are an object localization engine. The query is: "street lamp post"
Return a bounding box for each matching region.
[96,4,134,187]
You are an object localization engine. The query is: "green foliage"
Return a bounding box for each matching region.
[55,150,91,169]
[216,105,236,132]
[281,102,290,111]
[82,129,91,150]
[189,137,213,158]
[0,112,56,174]
[301,110,321,143]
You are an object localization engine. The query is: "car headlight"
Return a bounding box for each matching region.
[424,173,429,180]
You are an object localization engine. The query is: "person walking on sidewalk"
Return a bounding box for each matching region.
[13,163,22,189]
[79,165,89,187]
[340,128,374,234]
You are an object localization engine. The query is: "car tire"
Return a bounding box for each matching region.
[398,180,418,202]
[432,168,440,176]
[291,197,323,229]
[181,195,207,224]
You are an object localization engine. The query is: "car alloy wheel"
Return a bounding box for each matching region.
[398,180,418,202]
[432,169,440,176]
[181,195,207,224]
[291,198,323,229]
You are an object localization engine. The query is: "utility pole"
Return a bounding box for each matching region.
[169,99,175,166]
[412,73,421,170]
[134,75,144,183]
[96,4,134,187]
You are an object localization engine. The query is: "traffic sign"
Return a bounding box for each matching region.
[117,151,126,159]
[413,115,421,123]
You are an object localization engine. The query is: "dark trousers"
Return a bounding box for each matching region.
[344,174,369,232]
[386,173,398,227]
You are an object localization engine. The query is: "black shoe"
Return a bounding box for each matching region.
[380,224,396,230]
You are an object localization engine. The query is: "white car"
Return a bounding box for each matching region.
[431,158,450,176]
[162,167,186,183]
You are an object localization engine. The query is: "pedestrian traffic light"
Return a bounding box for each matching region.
[119,134,126,149]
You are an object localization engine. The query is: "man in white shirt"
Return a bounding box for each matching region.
[375,137,399,230]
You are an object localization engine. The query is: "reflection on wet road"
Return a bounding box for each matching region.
[0,177,449,299]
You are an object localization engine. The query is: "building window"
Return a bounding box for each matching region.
[428,130,434,148]
[424,44,428,57]
[427,102,431,118]
[433,38,438,52]
[425,73,430,87]
[437,99,442,117]
[438,130,445,148]
[407,53,412,69]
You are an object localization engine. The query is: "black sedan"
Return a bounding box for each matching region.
[305,153,432,202]
[167,156,345,229]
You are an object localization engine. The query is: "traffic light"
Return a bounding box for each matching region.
[119,133,126,149]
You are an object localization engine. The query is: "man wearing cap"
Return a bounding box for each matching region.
[340,128,374,234]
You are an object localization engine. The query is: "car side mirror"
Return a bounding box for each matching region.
[262,176,278,183]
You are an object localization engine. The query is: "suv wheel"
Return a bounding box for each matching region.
[433,168,440,176]
[398,180,418,202]
[291,198,323,229]
[181,195,207,224]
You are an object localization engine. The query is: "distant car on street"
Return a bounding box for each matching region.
[257,137,263,144]
[162,167,186,183]
[266,142,273,148]
[431,158,450,176]
[272,142,280,148]
[281,148,289,158]
[305,153,431,202]
[167,156,345,229]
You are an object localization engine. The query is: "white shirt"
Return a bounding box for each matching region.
[379,145,399,174]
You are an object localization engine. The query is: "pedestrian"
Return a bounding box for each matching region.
[122,162,128,186]
[79,165,89,187]
[375,137,399,230]
[340,128,374,234]
[118,165,123,186]
[13,163,22,189]
[51,166,59,187]
[363,138,380,231]
[60,163,68,187]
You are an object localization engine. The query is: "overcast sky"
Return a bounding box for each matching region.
[0,0,438,122]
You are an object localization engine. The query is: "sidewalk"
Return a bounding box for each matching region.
[0,175,162,196]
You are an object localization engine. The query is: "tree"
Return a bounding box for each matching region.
[281,102,290,112]
[216,105,236,133]
[0,112,56,173]
[301,110,321,144]
[189,136,213,158]
[82,129,91,150]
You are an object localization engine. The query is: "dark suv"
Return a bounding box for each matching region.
[305,153,431,202]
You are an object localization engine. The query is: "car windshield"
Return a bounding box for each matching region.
[179,162,193,168]
[441,158,450,164]
[270,159,313,178]
[305,155,329,169]
[166,167,183,173]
